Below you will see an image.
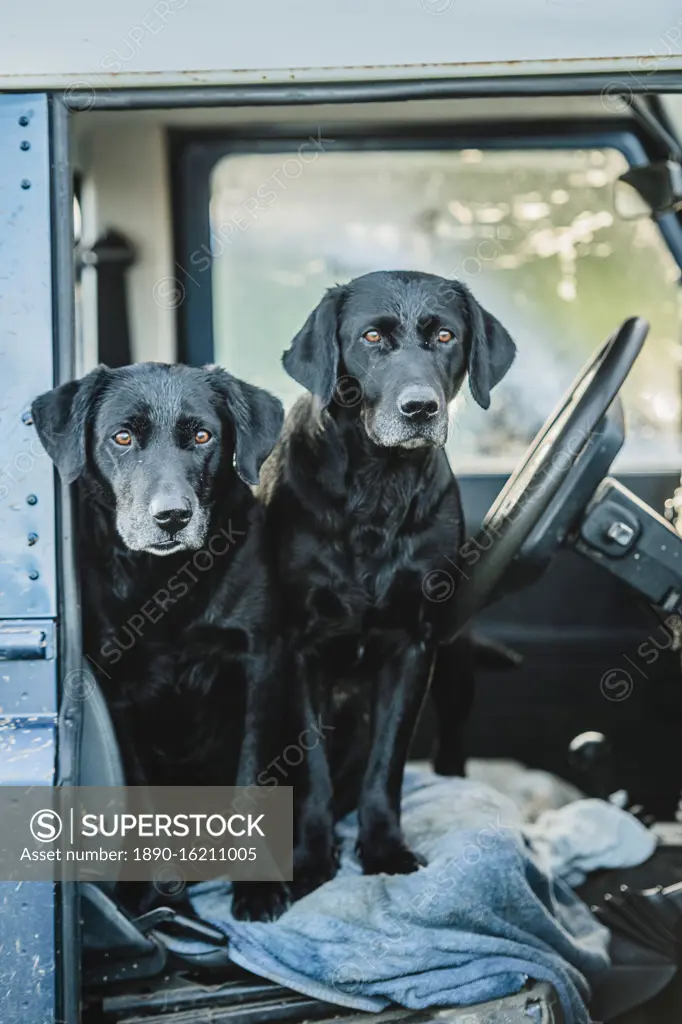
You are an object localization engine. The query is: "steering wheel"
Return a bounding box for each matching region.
[451,317,649,633]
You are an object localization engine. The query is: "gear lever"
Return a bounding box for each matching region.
[568,730,613,800]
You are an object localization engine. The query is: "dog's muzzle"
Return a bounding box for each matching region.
[365,384,448,450]
[114,493,209,556]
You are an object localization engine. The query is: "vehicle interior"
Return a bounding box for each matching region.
[32,88,682,1022]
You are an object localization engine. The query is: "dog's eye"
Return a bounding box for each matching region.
[195,429,212,445]
[363,329,382,344]
[113,430,132,447]
[437,329,454,344]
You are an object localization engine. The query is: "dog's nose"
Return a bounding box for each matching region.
[150,496,193,533]
[397,385,441,421]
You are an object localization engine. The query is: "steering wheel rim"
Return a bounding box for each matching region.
[450,316,649,633]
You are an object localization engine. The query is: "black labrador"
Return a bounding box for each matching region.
[259,270,516,892]
[32,362,287,920]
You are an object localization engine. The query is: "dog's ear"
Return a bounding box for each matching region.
[31,366,108,484]
[462,286,516,410]
[282,286,345,407]
[209,369,284,486]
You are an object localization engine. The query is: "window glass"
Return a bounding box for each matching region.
[210,147,682,472]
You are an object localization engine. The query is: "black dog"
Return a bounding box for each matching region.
[32,362,287,920]
[259,270,516,892]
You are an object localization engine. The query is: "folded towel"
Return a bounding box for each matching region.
[191,768,655,1022]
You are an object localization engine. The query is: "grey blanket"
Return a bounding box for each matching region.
[191,769,642,1022]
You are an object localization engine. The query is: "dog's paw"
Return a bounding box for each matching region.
[358,841,427,876]
[231,882,290,922]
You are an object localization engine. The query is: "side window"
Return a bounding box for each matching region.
[209,147,682,473]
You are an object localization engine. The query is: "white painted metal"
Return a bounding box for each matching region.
[0,0,680,90]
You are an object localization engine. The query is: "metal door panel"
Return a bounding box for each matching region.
[0,93,57,619]
[0,93,59,1024]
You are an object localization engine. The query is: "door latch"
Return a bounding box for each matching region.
[0,621,54,660]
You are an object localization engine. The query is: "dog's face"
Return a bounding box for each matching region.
[89,368,225,554]
[283,271,516,449]
[32,363,283,555]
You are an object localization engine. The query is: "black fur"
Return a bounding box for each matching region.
[260,271,516,892]
[32,362,288,921]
